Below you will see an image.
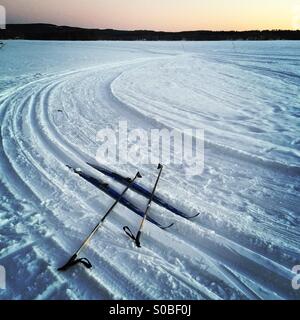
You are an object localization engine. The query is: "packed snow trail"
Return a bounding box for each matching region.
[0,41,299,300]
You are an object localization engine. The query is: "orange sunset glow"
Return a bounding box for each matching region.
[1,0,299,31]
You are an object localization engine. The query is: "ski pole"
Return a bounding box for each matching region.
[123,164,163,248]
[58,170,142,271]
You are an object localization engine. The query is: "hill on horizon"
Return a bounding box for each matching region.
[1,23,300,41]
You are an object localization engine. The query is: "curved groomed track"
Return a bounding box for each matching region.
[0,41,299,300]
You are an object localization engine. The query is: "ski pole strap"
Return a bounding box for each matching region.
[76,258,93,269]
[123,226,136,241]
[58,254,92,271]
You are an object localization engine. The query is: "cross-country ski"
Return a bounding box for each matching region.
[87,162,200,221]
[66,165,174,229]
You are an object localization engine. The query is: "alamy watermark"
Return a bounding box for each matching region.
[0,5,6,30]
[292,265,300,290]
[0,265,6,290]
[96,121,204,176]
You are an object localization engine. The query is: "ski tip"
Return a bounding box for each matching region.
[66,165,82,173]
[161,222,174,230]
[66,165,76,173]
[189,212,201,219]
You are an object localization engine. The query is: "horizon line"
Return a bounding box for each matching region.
[4,23,300,34]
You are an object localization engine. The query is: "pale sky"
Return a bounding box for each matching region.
[1,0,299,31]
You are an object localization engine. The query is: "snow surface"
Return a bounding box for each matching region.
[0,40,299,300]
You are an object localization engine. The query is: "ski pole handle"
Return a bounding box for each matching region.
[135,231,142,248]
[58,254,92,271]
[58,254,78,271]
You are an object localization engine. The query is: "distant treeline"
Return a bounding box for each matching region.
[1,24,300,41]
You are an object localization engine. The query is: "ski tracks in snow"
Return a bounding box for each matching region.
[0,46,299,300]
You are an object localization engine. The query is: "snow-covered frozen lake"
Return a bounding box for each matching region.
[0,40,299,300]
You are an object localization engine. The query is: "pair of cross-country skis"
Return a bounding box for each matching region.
[58,163,199,271]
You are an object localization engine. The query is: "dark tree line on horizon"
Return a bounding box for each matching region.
[1,24,300,41]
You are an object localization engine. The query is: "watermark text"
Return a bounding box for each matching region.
[96,121,204,176]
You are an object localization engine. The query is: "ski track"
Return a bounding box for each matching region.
[0,41,299,300]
